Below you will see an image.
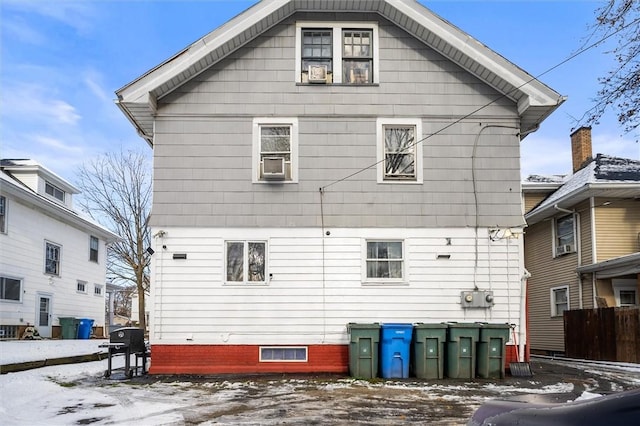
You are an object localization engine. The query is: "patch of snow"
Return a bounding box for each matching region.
[0,340,108,364]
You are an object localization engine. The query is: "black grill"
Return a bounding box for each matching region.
[101,327,149,378]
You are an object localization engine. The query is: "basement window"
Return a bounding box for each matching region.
[259,347,308,362]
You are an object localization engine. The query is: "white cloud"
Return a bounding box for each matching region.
[1,16,45,44]
[1,82,81,126]
[83,70,111,103]
[33,135,84,153]
[2,0,97,34]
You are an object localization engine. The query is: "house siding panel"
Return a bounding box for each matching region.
[152,15,522,229]
[594,198,640,261]
[148,227,523,346]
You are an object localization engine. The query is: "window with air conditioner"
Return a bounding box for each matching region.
[613,279,639,307]
[554,214,575,257]
[253,118,298,183]
[296,22,378,85]
[377,118,423,183]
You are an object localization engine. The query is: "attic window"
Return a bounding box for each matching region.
[45,181,65,202]
[296,22,378,85]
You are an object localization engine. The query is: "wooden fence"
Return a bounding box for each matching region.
[564,307,640,363]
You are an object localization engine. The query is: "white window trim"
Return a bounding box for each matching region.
[44,241,62,276]
[252,117,299,184]
[0,275,23,303]
[89,236,99,263]
[44,181,65,203]
[223,240,269,286]
[295,21,379,84]
[259,346,308,362]
[362,239,408,285]
[612,279,638,307]
[552,214,576,257]
[550,285,569,317]
[77,280,87,294]
[376,118,423,184]
[94,284,103,296]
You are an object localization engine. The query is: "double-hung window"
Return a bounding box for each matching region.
[377,118,423,183]
[77,281,87,294]
[94,284,103,296]
[253,118,298,183]
[0,276,21,302]
[550,286,569,317]
[45,181,65,202]
[296,22,379,84]
[89,236,99,262]
[226,241,267,284]
[45,242,61,276]
[365,240,404,283]
[554,214,575,256]
[0,195,6,233]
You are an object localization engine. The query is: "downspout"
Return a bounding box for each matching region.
[590,197,598,307]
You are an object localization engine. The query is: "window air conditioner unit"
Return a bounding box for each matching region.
[263,157,286,180]
[308,65,328,83]
[556,244,575,256]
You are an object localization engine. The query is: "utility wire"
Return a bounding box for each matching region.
[320,15,640,192]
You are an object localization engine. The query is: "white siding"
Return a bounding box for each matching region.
[0,194,108,329]
[149,226,523,345]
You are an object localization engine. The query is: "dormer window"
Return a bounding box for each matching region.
[45,181,65,202]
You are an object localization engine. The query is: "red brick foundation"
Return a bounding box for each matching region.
[149,344,349,375]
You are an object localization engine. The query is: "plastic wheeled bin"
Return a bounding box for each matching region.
[477,323,511,379]
[445,322,481,379]
[413,323,448,379]
[59,317,80,339]
[348,323,381,379]
[380,323,413,379]
[77,318,94,339]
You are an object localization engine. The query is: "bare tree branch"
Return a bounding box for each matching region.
[75,149,152,331]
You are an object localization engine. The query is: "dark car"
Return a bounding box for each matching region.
[468,388,640,426]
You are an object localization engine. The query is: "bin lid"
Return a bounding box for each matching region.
[347,322,380,330]
[477,322,511,329]
[447,322,481,328]
[414,323,448,329]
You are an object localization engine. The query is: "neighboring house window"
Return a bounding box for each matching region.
[0,195,6,233]
[252,118,298,183]
[45,242,61,275]
[77,281,87,293]
[554,214,575,256]
[94,284,103,296]
[296,22,379,84]
[45,181,65,202]
[89,236,99,262]
[0,276,22,302]
[377,118,423,183]
[613,281,638,307]
[226,241,267,284]
[551,286,569,317]
[365,240,404,282]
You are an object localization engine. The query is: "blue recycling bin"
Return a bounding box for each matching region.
[380,323,413,378]
[77,318,94,339]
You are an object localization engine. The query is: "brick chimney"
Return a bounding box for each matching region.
[570,126,592,173]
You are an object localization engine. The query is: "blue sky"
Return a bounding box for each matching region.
[1,0,638,183]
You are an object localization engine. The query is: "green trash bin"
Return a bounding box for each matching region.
[348,323,381,379]
[477,323,511,379]
[59,317,79,339]
[413,323,447,379]
[445,322,481,379]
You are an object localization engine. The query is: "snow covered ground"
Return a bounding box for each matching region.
[1,340,639,425]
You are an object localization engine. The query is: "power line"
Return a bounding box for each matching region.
[320,15,640,192]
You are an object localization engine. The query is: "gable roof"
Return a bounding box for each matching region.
[525,154,640,224]
[115,0,564,146]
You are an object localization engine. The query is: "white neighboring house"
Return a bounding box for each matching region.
[0,159,119,339]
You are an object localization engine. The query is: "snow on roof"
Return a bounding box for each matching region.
[525,154,640,223]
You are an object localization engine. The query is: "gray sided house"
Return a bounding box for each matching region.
[116,0,563,374]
